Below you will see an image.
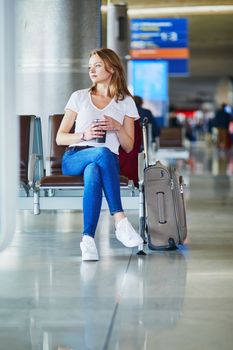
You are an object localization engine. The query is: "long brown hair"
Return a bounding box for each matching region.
[89,48,131,101]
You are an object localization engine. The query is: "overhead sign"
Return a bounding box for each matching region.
[130,18,189,75]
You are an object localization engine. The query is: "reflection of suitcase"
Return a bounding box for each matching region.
[141,121,187,250]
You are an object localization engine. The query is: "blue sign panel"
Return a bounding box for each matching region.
[168,59,189,76]
[130,18,188,50]
[130,18,189,75]
[132,60,168,99]
[130,60,168,126]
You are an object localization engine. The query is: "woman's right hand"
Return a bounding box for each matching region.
[83,120,107,141]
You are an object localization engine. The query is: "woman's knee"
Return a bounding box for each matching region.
[84,162,101,184]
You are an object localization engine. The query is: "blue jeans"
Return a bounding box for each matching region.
[62,147,123,237]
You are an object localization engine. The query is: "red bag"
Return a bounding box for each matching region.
[119,119,142,187]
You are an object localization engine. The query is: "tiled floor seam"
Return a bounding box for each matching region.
[102,251,133,350]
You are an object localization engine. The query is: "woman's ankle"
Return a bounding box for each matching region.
[113,212,126,225]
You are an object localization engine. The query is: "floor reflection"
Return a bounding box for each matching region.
[1,142,233,349]
[105,251,187,350]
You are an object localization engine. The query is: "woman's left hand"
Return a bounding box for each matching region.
[103,115,122,132]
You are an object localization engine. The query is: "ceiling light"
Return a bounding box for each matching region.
[101,5,233,16]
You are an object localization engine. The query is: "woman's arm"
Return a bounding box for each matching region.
[56,109,106,146]
[104,115,135,153]
[56,109,82,146]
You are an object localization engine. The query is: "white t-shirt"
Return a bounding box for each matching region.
[65,88,139,154]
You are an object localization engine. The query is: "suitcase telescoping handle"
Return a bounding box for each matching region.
[142,117,149,168]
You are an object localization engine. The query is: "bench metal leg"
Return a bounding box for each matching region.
[33,191,40,215]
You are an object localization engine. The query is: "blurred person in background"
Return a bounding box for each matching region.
[213,103,230,150]
[133,95,160,140]
[168,106,182,128]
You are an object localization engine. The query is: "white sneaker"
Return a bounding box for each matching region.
[80,235,99,261]
[115,218,143,248]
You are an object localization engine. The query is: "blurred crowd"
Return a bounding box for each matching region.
[133,95,233,152]
[168,103,233,150]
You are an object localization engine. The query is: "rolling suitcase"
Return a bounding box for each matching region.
[140,120,187,250]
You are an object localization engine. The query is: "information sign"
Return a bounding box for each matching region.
[130,18,189,75]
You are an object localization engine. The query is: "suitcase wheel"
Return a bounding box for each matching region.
[168,238,177,250]
[148,236,177,251]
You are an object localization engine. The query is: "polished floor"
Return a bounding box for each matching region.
[0,143,233,350]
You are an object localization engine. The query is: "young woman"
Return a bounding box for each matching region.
[56,48,143,261]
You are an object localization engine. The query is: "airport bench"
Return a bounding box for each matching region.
[156,127,190,161]
[30,114,141,214]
